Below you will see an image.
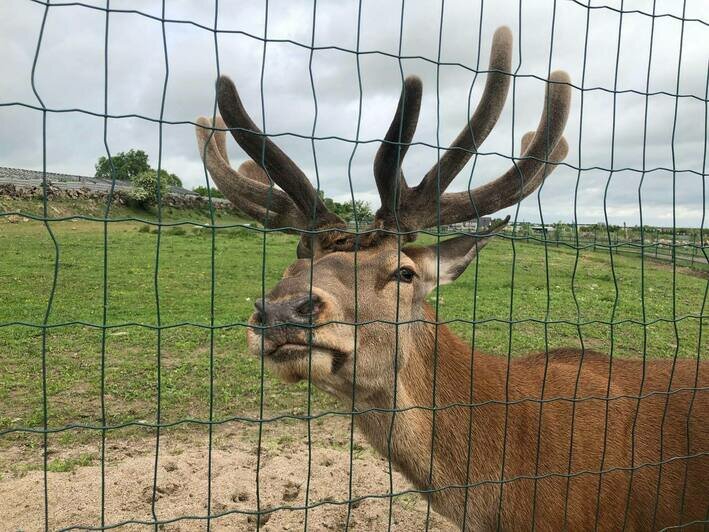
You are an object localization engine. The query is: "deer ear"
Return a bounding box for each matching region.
[296,237,313,259]
[283,258,310,278]
[423,217,509,285]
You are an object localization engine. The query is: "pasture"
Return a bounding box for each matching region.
[0,200,706,529]
[1,201,706,438]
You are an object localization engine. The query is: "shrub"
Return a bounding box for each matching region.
[128,170,171,207]
[192,185,224,198]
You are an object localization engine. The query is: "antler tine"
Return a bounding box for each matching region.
[195,116,307,229]
[416,26,513,199]
[436,70,572,226]
[238,159,274,187]
[373,76,422,223]
[216,75,344,229]
[517,131,568,197]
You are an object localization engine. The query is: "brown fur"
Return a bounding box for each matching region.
[385,307,708,531]
[199,24,707,528]
[246,245,708,531]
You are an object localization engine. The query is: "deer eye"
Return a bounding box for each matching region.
[392,267,415,283]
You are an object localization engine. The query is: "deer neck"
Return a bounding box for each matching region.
[409,308,506,402]
[352,304,508,503]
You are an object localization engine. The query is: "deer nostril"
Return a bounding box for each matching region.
[252,298,266,325]
[254,298,265,314]
[294,294,323,318]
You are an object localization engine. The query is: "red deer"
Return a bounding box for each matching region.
[195,26,708,531]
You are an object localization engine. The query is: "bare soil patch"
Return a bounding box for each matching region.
[1,418,455,531]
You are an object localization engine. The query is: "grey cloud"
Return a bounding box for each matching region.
[1,0,707,226]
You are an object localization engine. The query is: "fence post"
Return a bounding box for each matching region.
[593,228,597,253]
[556,225,560,248]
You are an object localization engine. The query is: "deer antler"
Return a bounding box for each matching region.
[196,26,570,253]
[416,26,514,200]
[371,26,571,233]
[215,77,344,230]
[195,115,306,229]
[195,78,345,239]
[373,75,422,226]
[437,74,570,227]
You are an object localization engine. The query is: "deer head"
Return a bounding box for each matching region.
[195,26,571,403]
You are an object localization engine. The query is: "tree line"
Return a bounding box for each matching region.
[94,150,372,222]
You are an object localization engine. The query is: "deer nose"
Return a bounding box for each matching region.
[254,297,265,316]
[252,293,323,326]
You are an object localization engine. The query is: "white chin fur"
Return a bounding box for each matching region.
[264,347,340,384]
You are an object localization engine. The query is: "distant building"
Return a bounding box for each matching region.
[446,216,492,231]
[530,225,549,235]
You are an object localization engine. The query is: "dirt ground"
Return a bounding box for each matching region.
[0,418,456,531]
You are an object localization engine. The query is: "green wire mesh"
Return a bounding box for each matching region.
[0,1,707,531]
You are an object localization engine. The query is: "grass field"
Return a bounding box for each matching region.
[1,199,707,453]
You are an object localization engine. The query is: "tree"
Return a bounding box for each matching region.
[317,191,373,224]
[94,149,182,187]
[333,200,374,224]
[159,169,182,188]
[95,149,150,182]
[192,185,224,199]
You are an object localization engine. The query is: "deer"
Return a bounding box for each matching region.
[195,26,708,532]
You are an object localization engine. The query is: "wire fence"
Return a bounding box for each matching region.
[499,226,709,269]
[1,1,708,531]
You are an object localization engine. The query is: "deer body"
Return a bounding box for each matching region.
[196,26,707,530]
[351,309,707,531]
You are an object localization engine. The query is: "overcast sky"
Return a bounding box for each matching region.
[1,0,708,226]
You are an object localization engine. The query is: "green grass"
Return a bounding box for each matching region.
[46,453,96,473]
[0,202,707,449]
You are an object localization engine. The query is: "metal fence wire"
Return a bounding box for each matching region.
[1,0,708,531]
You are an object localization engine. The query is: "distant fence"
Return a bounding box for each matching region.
[499,226,709,269]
